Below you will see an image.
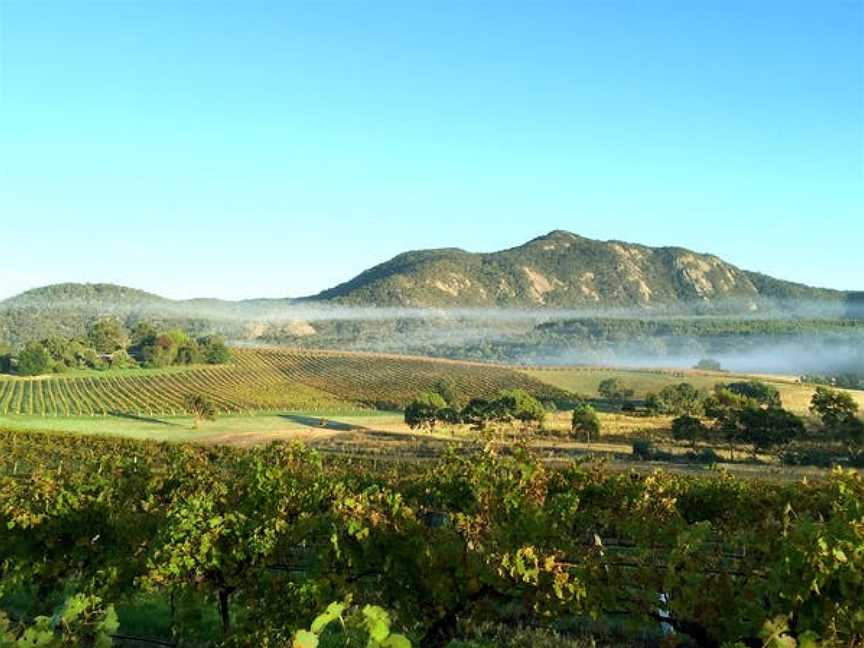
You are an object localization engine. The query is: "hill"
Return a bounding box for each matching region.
[313,230,846,309]
[0,284,296,347]
[1,231,858,350]
[2,283,168,309]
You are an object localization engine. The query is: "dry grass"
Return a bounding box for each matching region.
[523,366,864,415]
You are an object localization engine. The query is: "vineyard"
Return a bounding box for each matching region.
[0,429,861,647]
[0,347,570,416]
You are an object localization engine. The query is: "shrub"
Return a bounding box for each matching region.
[571,404,600,443]
[496,389,546,429]
[184,393,217,427]
[684,447,721,464]
[631,439,655,460]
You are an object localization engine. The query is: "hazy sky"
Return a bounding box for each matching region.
[1,1,861,300]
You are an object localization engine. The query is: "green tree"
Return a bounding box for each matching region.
[404,392,447,431]
[108,349,137,369]
[724,381,781,408]
[597,378,619,399]
[571,403,600,444]
[704,387,765,459]
[671,415,708,448]
[129,321,158,350]
[141,334,178,367]
[496,389,546,430]
[0,342,15,374]
[694,358,723,371]
[175,341,202,365]
[16,341,52,376]
[737,407,805,456]
[460,398,491,430]
[810,386,864,449]
[184,393,217,427]
[597,377,634,400]
[198,335,231,364]
[431,377,461,409]
[652,383,705,416]
[87,318,128,354]
[810,386,859,430]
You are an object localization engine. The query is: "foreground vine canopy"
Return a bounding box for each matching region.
[0,428,862,647]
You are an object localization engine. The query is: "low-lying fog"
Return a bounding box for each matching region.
[518,342,864,375]
[4,297,862,376]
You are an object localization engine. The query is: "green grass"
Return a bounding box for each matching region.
[0,410,400,444]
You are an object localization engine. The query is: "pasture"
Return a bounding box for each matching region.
[523,365,864,414]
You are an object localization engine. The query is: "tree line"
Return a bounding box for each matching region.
[0,318,230,376]
[403,387,548,432]
[641,380,864,460]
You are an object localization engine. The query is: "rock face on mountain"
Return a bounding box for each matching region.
[312,230,843,308]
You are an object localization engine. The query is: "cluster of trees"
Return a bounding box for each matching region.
[0,318,230,376]
[671,382,798,455]
[647,380,864,458]
[404,388,546,431]
[694,357,723,371]
[127,322,230,368]
[802,372,864,390]
[537,316,864,339]
[596,377,634,400]
[646,380,779,417]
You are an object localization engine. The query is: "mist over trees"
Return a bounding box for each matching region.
[1,278,863,377]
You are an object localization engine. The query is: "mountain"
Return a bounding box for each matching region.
[312,230,845,309]
[1,231,856,348]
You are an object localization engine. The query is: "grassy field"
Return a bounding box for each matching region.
[0,409,835,482]
[523,366,864,414]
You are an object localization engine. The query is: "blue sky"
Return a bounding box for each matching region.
[1,0,861,300]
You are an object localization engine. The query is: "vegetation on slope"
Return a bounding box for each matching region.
[1,319,230,376]
[1,231,857,349]
[312,230,848,309]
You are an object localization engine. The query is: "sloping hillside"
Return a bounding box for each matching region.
[0,347,570,415]
[313,230,845,308]
[1,231,854,347]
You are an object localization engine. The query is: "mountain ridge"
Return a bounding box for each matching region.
[1,231,851,311]
[310,230,846,308]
